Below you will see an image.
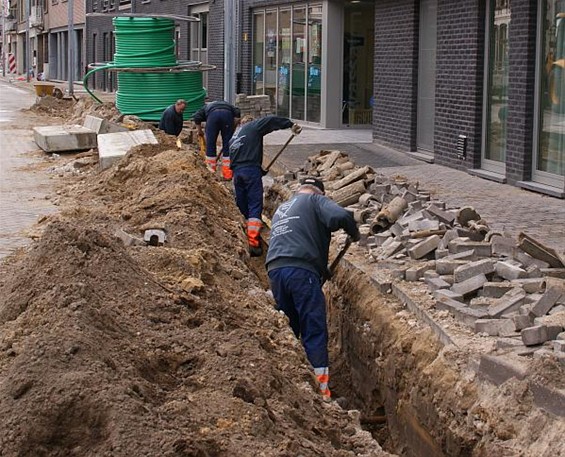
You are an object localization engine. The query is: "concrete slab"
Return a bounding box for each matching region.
[97,130,158,170]
[83,115,128,134]
[33,125,97,152]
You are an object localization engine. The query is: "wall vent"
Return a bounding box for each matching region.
[457,135,467,160]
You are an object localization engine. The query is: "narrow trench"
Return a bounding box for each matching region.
[326,275,399,455]
[321,262,480,457]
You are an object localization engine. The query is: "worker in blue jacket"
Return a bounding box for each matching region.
[193,100,241,180]
[265,177,360,400]
[229,115,301,256]
[158,99,186,136]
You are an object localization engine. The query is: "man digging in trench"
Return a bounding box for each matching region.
[266,177,361,400]
[229,115,302,256]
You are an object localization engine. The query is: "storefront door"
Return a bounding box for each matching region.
[417,0,437,153]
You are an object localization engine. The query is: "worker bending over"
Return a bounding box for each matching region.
[192,100,241,180]
[158,99,186,136]
[229,115,301,256]
[265,177,360,400]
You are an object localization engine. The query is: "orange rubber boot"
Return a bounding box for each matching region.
[221,156,233,180]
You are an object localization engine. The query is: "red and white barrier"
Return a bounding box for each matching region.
[8,53,16,74]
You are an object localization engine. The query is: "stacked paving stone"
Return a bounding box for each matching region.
[276,150,565,361]
[235,94,272,118]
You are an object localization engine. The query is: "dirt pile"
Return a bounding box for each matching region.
[28,96,123,125]
[0,143,391,456]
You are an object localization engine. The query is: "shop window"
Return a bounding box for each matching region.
[483,0,510,168]
[536,0,565,180]
[252,4,323,123]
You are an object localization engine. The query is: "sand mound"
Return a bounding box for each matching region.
[0,143,390,456]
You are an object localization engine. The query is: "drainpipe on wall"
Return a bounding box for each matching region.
[224,0,236,103]
[25,0,30,82]
[67,0,74,95]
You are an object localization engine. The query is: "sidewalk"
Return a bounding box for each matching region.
[264,132,565,252]
[0,79,56,260]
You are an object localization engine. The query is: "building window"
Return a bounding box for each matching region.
[483,0,510,168]
[252,3,323,123]
[536,0,565,181]
[252,12,265,95]
[190,8,209,88]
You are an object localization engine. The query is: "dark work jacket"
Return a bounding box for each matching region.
[229,116,293,171]
[265,193,360,279]
[158,105,184,136]
[192,101,241,125]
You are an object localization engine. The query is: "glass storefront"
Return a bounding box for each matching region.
[278,9,291,117]
[484,0,510,168]
[537,0,565,180]
[252,4,323,123]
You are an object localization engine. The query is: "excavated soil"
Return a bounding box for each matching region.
[0,119,391,456]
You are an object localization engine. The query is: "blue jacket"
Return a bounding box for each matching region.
[158,105,184,136]
[192,101,241,125]
[266,193,360,279]
[229,116,293,171]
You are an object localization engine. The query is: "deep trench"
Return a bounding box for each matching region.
[323,261,477,457]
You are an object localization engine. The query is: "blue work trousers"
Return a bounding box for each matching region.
[205,109,234,159]
[268,267,329,368]
[233,166,263,220]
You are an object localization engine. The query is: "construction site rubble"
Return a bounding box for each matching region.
[274,150,565,364]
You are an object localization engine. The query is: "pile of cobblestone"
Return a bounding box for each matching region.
[276,150,565,362]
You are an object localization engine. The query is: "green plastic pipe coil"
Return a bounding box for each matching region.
[83,17,206,122]
[113,17,177,68]
[117,72,205,120]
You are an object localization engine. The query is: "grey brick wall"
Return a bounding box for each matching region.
[207,0,224,101]
[505,0,537,184]
[372,0,419,151]
[434,0,485,170]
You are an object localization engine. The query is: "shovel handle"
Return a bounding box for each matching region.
[264,133,296,172]
[322,237,353,286]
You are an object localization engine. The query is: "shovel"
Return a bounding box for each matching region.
[263,132,297,174]
[322,236,353,285]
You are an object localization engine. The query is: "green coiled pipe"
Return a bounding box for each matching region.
[117,72,205,121]
[83,17,206,121]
